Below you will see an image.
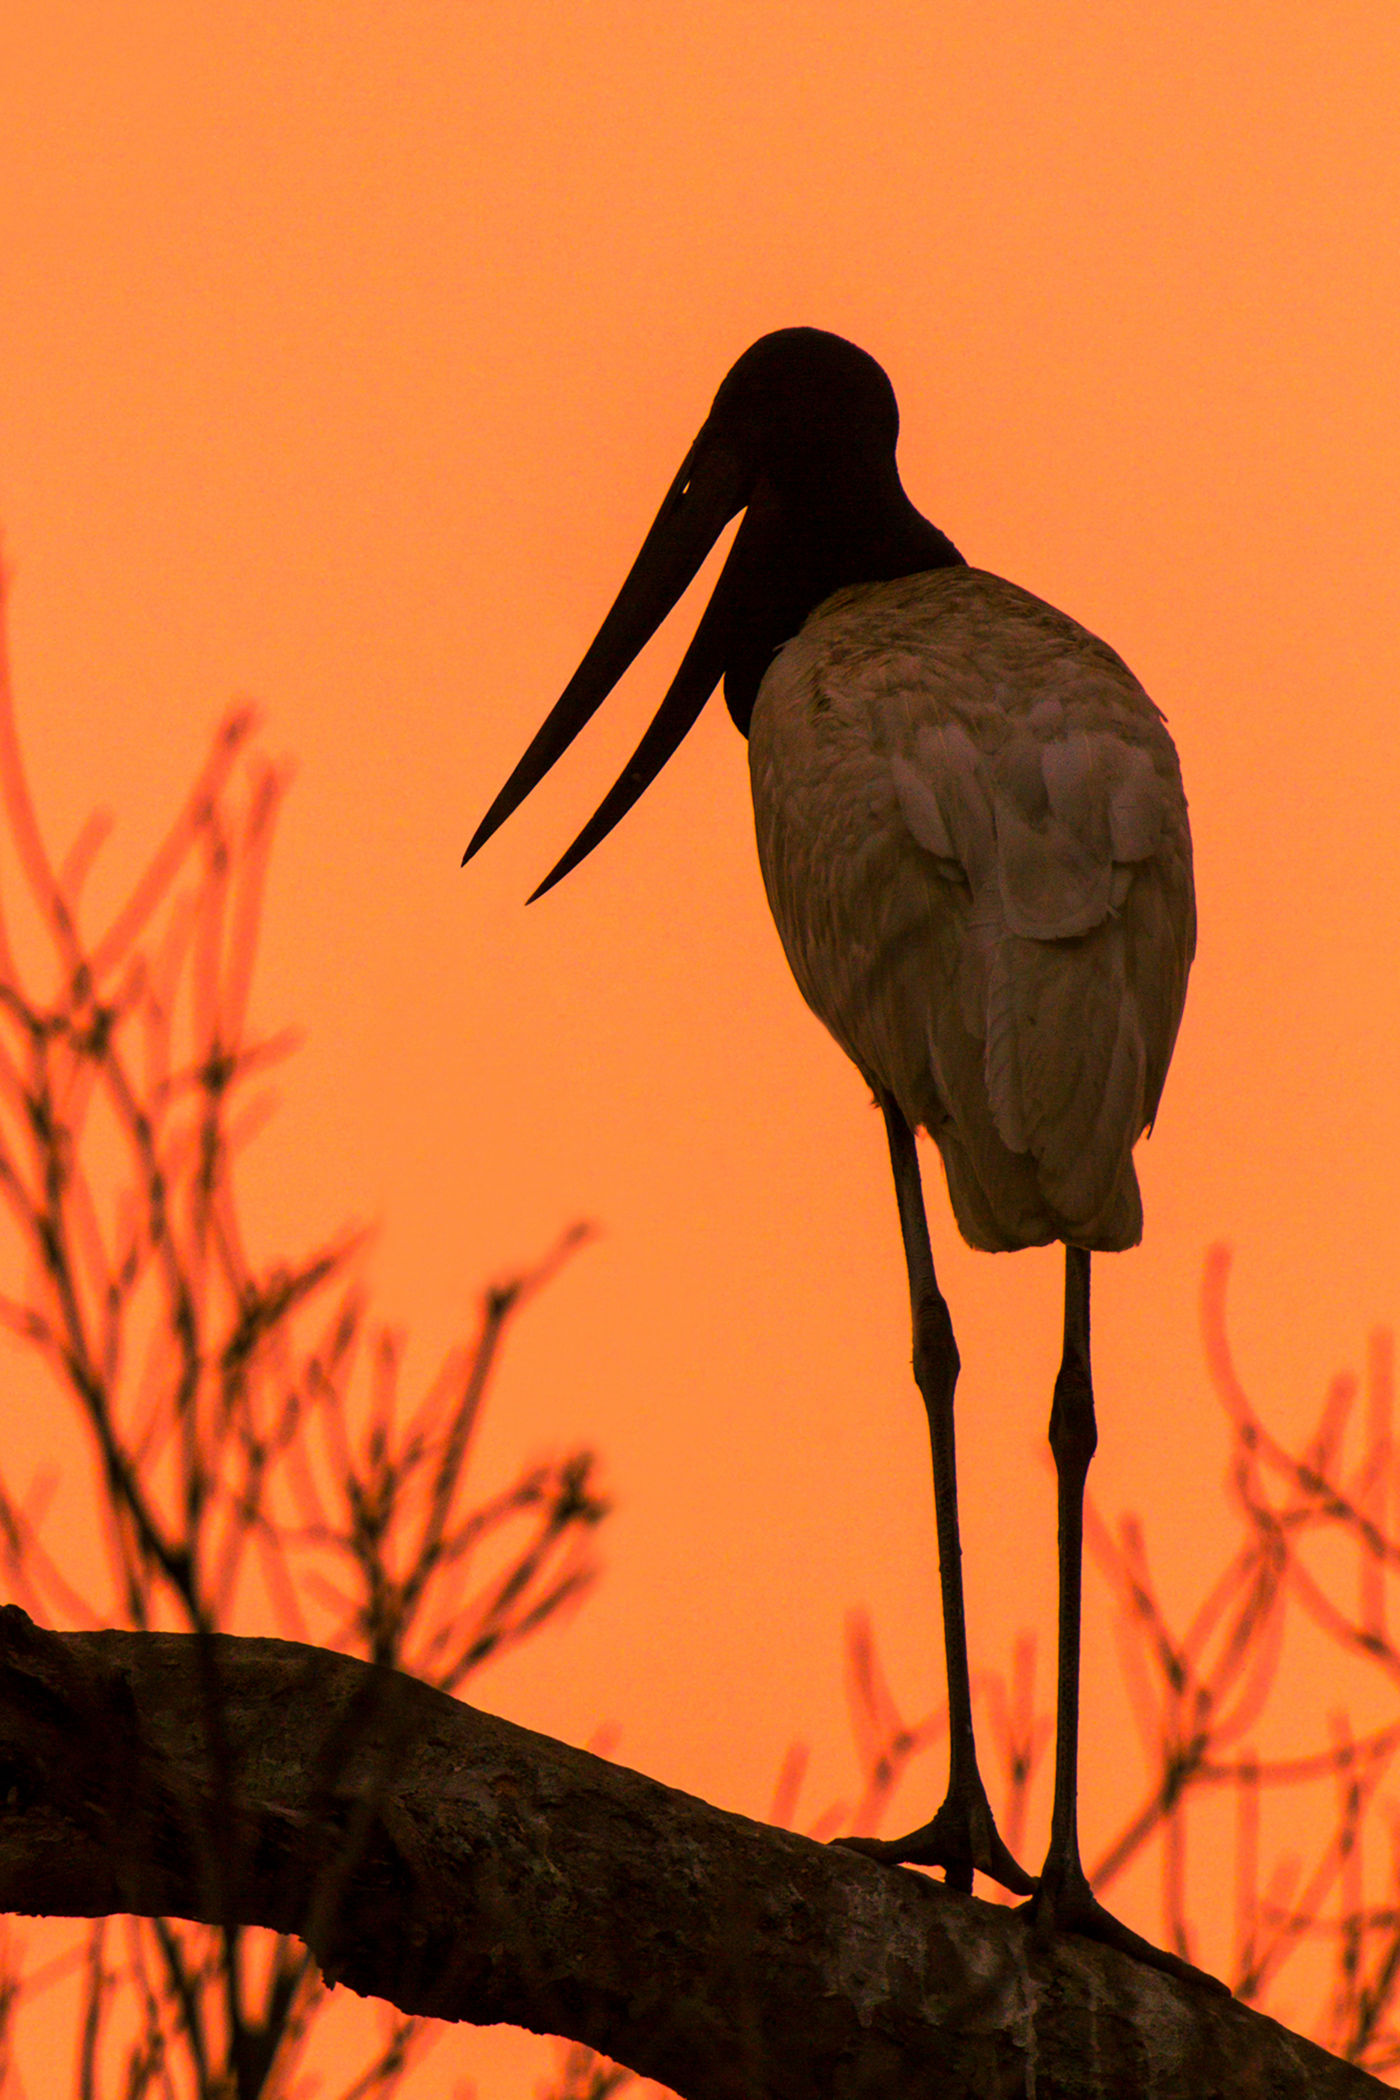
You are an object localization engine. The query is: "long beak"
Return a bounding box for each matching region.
[463,428,750,895]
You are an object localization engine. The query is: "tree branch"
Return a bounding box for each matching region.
[0,1608,1382,2099]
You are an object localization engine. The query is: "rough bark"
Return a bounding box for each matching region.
[0,1606,1382,2099]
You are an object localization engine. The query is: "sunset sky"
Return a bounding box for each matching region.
[1,3,1398,2088]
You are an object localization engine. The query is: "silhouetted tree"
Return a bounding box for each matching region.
[0,575,606,2096]
[0,574,1389,2096]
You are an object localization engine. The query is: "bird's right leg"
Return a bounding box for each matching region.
[835,1093,1036,1897]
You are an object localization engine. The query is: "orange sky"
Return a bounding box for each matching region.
[1,3,1398,2089]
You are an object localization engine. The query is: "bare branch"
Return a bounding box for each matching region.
[0,1614,1381,2100]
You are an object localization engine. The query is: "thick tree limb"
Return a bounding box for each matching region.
[0,1607,1382,2099]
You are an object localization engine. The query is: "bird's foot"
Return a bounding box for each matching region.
[1026,1853,1229,1995]
[834,1775,1037,1896]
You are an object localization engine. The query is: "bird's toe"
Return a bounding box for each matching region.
[834,1783,1037,1897]
[1025,1858,1228,1994]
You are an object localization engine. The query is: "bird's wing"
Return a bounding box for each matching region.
[749,570,1195,1251]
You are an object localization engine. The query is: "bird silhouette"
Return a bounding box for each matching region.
[465,329,1200,1984]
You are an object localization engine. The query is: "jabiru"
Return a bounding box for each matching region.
[465,328,1199,1983]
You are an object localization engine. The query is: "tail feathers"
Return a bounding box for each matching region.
[921,922,1149,1253]
[936,1115,1144,1254]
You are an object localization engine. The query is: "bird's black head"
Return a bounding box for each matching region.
[699,330,960,731]
[705,328,901,496]
[464,328,962,896]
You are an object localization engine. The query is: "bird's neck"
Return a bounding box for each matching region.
[721,473,963,733]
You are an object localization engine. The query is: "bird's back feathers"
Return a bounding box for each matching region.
[748,568,1196,1252]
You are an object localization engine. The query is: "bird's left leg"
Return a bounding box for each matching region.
[1030,1247,1223,1990]
[836,1093,1035,1897]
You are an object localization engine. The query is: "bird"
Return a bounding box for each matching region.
[464,328,1199,1982]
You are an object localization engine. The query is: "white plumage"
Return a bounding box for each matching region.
[749,568,1195,1252]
